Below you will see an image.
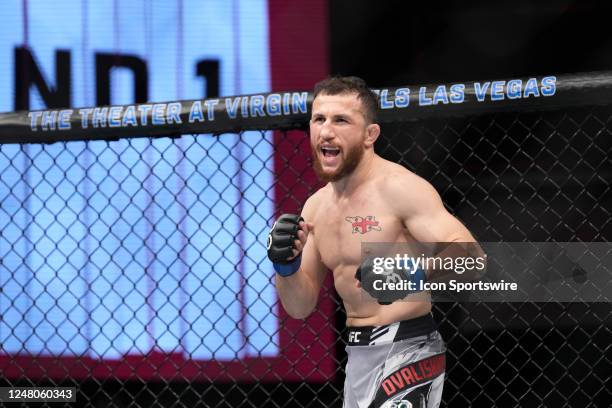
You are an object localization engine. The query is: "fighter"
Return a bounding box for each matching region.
[267,76,483,408]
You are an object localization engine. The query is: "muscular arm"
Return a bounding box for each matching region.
[274,196,328,319]
[386,171,485,278]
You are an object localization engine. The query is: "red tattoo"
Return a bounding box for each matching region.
[345,216,382,234]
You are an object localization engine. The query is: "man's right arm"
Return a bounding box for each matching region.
[272,196,328,319]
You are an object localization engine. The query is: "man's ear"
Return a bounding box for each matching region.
[364,123,381,147]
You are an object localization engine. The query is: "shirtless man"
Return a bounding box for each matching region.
[267,77,481,408]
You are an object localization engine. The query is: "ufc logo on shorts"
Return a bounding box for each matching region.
[348,332,361,343]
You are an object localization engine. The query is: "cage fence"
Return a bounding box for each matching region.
[0,72,611,408]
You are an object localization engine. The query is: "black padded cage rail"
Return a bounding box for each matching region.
[2,71,612,143]
[0,71,610,408]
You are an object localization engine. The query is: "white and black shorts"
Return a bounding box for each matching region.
[343,314,446,408]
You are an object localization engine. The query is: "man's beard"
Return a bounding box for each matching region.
[311,142,364,182]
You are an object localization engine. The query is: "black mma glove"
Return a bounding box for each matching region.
[355,257,426,305]
[267,214,304,277]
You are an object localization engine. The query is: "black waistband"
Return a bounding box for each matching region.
[346,314,436,346]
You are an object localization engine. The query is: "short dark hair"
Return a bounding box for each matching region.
[313,76,379,123]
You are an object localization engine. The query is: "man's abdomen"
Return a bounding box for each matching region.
[333,263,432,327]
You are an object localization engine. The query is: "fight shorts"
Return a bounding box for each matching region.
[343,314,446,408]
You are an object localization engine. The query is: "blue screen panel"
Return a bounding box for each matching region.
[0,0,276,361]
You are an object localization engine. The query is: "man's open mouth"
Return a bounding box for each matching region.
[321,146,340,157]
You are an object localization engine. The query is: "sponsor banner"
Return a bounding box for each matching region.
[7,71,612,143]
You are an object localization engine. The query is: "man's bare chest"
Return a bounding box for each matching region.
[312,200,407,269]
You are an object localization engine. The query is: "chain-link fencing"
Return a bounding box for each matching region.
[1,75,611,408]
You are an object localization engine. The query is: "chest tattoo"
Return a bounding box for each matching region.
[345,215,382,234]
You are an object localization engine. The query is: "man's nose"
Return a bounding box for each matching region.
[319,121,334,140]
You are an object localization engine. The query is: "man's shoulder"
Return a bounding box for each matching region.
[376,159,432,192]
[302,185,330,216]
[374,159,442,211]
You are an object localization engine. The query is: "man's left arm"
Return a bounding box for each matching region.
[387,173,486,281]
